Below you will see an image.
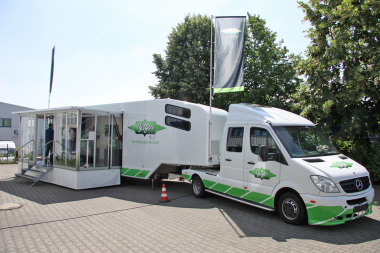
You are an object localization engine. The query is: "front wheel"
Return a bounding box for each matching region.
[278,192,307,225]
[192,176,206,198]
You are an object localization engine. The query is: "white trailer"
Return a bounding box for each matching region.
[88,99,227,180]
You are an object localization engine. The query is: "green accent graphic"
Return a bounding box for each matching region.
[214,86,244,93]
[182,174,191,182]
[331,161,353,169]
[121,168,150,178]
[243,191,272,203]
[128,120,165,136]
[226,187,249,198]
[306,201,374,225]
[202,179,274,208]
[249,168,277,180]
[212,183,231,193]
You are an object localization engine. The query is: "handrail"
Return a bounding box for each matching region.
[19,140,54,172]
[55,140,74,156]
[18,139,35,151]
[18,139,34,173]
[22,140,53,161]
[18,139,35,172]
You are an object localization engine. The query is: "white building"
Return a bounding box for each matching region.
[0,102,33,147]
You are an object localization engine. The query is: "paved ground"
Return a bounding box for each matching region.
[0,164,379,253]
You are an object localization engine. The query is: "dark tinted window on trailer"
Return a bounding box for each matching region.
[165,104,191,118]
[165,116,191,131]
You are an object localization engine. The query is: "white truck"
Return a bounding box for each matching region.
[106,99,374,226]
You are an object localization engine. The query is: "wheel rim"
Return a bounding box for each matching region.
[193,180,201,195]
[282,198,299,221]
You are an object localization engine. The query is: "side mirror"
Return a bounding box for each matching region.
[259,145,268,162]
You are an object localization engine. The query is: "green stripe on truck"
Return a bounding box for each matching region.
[202,179,273,208]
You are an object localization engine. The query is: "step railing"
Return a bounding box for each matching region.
[18,140,54,174]
[18,139,35,172]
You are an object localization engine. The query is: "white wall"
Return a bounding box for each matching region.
[0,102,33,147]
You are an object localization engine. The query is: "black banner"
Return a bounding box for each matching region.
[214,17,245,93]
[49,46,55,95]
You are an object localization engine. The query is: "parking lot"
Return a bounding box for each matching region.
[1,164,379,252]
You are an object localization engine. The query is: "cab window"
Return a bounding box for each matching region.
[250,128,278,160]
[226,127,244,152]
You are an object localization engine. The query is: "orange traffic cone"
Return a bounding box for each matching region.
[159,183,170,202]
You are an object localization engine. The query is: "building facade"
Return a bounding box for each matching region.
[0,102,33,147]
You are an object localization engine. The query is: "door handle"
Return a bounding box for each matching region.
[225,158,232,161]
[247,162,255,165]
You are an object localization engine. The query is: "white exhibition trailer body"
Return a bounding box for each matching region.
[88,99,228,179]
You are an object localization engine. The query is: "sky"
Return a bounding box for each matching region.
[0,0,311,110]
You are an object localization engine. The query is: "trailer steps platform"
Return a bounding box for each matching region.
[15,165,54,186]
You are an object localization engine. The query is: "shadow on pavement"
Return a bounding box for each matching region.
[2,171,379,245]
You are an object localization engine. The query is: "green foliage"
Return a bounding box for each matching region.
[150,13,301,110]
[214,13,302,111]
[295,0,380,141]
[295,0,380,180]
[335,140,380,183]
[149,14,211,104]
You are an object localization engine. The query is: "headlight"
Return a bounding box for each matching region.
[311,175,340,193]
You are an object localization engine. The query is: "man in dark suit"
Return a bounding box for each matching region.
[45,123,54,164]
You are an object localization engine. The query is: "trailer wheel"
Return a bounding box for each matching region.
[278,192,307,225]
[192,176,206,198]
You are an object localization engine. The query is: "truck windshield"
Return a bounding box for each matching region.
[272,126,339,158]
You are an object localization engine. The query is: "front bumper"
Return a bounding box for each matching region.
[301,187,375,226]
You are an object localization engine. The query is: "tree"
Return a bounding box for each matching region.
[296,0,380,141]
[214,13,302,111]
[150,13,301,110]
[295,0,380,180]
[149,14,211,104]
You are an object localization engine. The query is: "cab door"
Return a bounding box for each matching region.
[222,125,246,189]
[243,127,282,206]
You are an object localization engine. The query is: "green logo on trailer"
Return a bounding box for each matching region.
[128,120,165,136]
[249,168,277,180]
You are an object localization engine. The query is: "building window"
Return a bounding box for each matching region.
[0,118,11,127]
[165,116,191,131]
[165,104,191,118]
[226,127,244,152]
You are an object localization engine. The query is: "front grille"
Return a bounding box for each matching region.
[340,176,370,193]
[347,197,367,205]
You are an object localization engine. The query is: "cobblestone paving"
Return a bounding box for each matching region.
[1,164,379,252]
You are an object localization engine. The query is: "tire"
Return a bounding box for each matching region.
[278,192,307,225]
[192,176,206,198]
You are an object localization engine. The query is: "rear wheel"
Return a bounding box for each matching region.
[192,176,206,198]
[278,192,307,225]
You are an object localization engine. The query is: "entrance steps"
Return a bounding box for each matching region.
[15,164,54,186]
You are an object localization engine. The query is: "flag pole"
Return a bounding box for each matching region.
[48,46,55,109]
[208,15,213,162]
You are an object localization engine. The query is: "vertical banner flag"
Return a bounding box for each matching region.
[214,17,246,93]
[49,46,55,95]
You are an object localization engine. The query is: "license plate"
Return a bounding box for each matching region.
[353,203,368,213]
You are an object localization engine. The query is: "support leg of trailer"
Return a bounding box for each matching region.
[152,178,154,190]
